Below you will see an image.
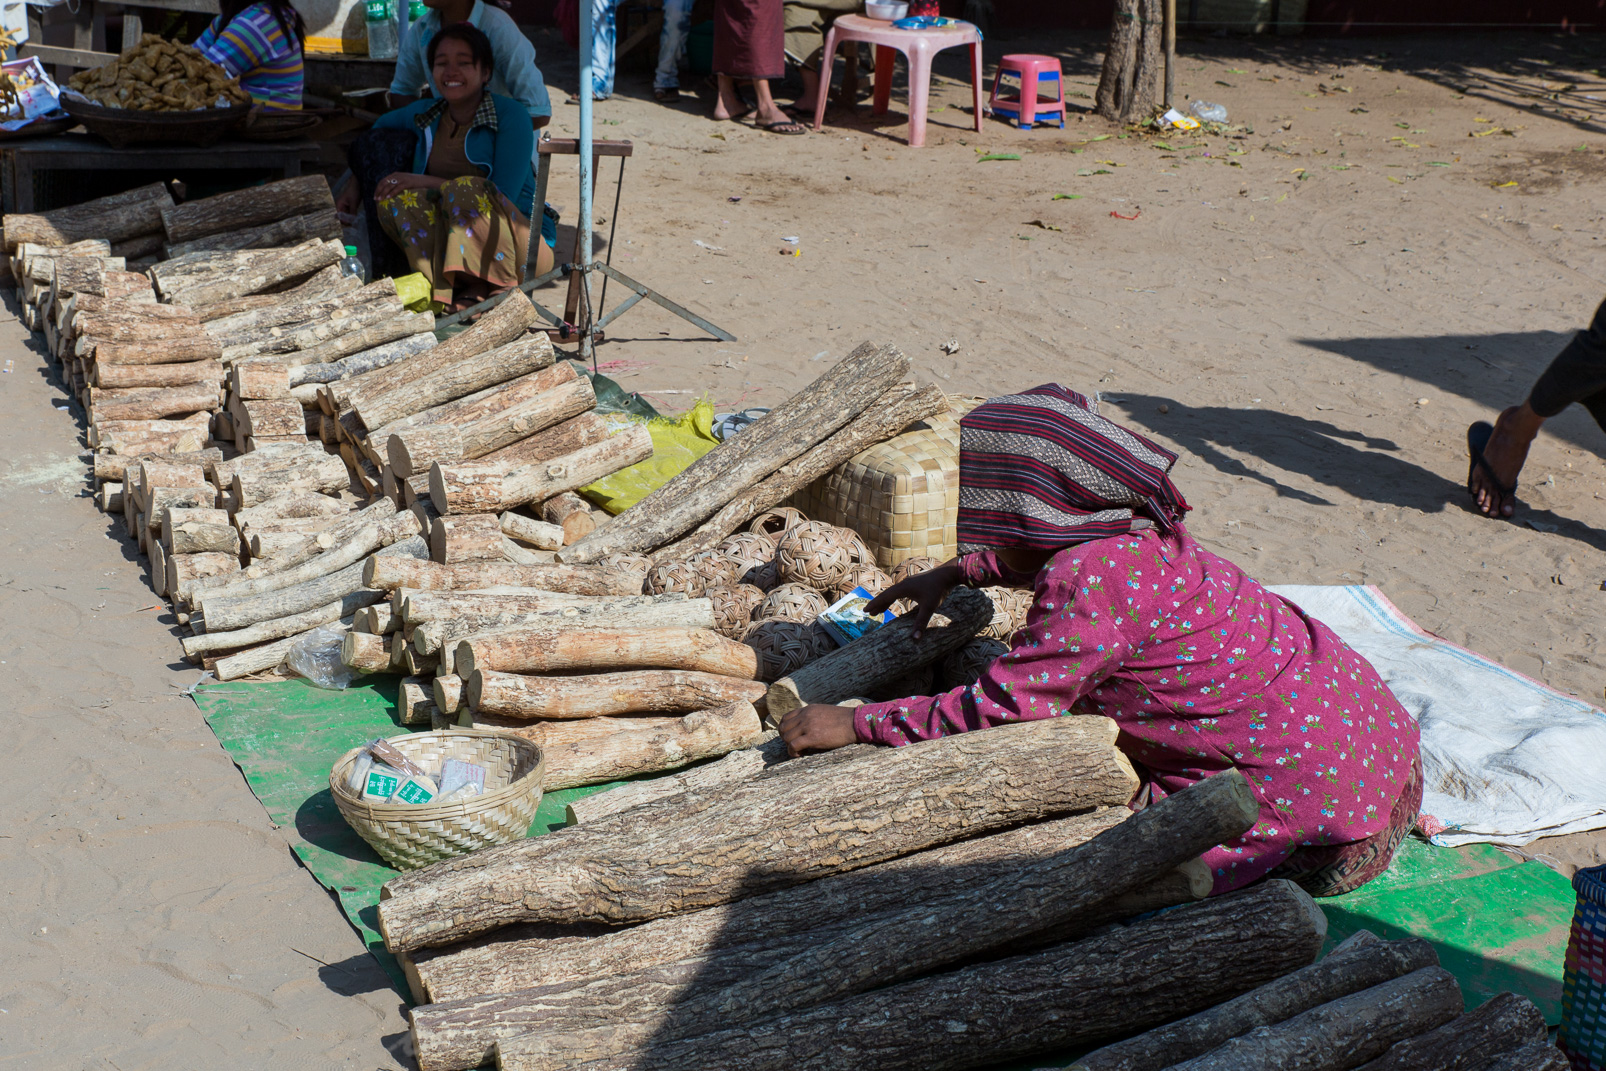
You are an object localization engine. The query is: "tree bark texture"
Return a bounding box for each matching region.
[1070,933,1442,1071]
[231,455,350,507]
[1163,967,1465,1071]
[412,772,1256,1071]
[494,879,1326,1071]
[196,534,428,634]
[377,715,1139,949]
[88,336,222,366]
[219,297,408,365]
[210,441,327,485]
[1351,991,1549,1071]
[430,425,654,516]
[185,589,387,659]
[354,334,556,432]
[3,182,172,248]
[164,207,342,258]
[561,341,911,562]
[499,512,564,551]
[93,416,209,455]
[400,590,688,628]
[481,413,612,472]
[164,551,238,596]
[265,308,435,369]
[385,369,594,474]
[74,305,200,345]
[342,630,392,672]
[229,490,352,527]
[165,240,343,309]
[212,617,352,681]
[196,514,419,610]
[159,175,335,244]
[363,556,643,597]
[541,700,767,790]
[1468,1043,1570,1071]
[431,513,504,565]
[190,264,354,322]
[767,585,991,703]
[141,486,217,528]
[468,669,769,720]
[93,359,221,389]
[417,601,718,669]
[230,362,291,400]
[458,628,758,680]
[657,383,949,562]
[331,289,537,414]
[562,737,786,826]
[94,447,219,485]
[1095,0,1164,122]
[205,277,397,352]
[355,602,399,635]
[237,398,305,438]
[287,331,437,387]
[167,519,241,556]
[543,491,603,545]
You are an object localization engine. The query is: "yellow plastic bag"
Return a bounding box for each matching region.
[392,272,436,313]
[581,399,720,514]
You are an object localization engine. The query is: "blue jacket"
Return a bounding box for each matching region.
[373,92,535,219]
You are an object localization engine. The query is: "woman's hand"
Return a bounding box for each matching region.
[864,561,964,641]
[374,172,443,200]
[779,704,858,756]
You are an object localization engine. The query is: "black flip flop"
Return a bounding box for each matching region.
[759,119,808,135]
[1466,421,1517,514]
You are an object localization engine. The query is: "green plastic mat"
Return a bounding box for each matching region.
[192,676,628,995]
[195,677,1578,1056]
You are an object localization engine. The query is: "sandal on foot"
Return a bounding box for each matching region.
[1466,420,1517,516]
[759,119,808,135]
[655,87,681,102]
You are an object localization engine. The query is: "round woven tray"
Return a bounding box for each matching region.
[0,116,77,141]
[329,729,545,870]
[61,96,250,148]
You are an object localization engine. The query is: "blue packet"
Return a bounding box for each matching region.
[816,587,896,648]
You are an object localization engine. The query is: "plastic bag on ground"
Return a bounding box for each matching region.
[1190,100,1228,123]
[285,626,359,689]
[581,398,720,514]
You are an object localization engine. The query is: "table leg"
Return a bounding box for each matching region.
[872,44,894,116]
[970,41,984,133]
[812,28,839,132]
[905,42,931,147]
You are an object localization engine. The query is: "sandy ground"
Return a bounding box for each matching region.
[7,25,1606,1068]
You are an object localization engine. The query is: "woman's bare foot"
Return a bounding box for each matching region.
[712,74,752,121]
[1469,403,1543,518]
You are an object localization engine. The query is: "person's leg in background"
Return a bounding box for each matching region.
[654,0,694,100]
[588,0,618,99]
[1470,295,1606,518]
[784,0,857,114]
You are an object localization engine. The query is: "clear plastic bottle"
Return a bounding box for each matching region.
[365,0,399,61]
[340,244,366,283]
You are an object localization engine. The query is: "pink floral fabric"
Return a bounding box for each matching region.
[855,530,1420,894]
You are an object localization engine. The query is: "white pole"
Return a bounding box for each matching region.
[576,0,595,359]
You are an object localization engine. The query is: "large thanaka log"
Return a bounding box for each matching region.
[110,232,164,259]
[272,309,435,371]
[92,359,221,390]
[560,341,910,562]
[1350,991,1550,1071]
[88,336,223,367]
[468,668,768,720]
[98,482,124,513]
[1162,967,1464,1071]
[237,398,305,438]
[195,514,420,609]
[431,513,504,564]
[385,369,593,475]
[230,362,290,400]
[369,362,581,446]
[656,383,950,561]
[458,628,757,680]
[94,448,219,485]
[1472,1043,1571,1071]
[93,415,210,454]
[418,602,716,669]
[767,585,991,706]
[563,737,785,826]
[195,265,356,323]
[75,308,200,347]
[229,491,351,528]
[167,518,242,556]
[160,175,335,244]
[354,334,556,431]
[220,298,410,365]
[401,590,688,628]
[232,455,350,507]
[137,458,209,498]
[205,277,397,350]
[210,442,328,485]
[499,512,563,551]
[165,240,343,308]
[195,534,428,635]
[342,631,393,673]
[165,550,238,594]
[364,556,643,597]
[497,537,555,566]
[142,486,217,526]
[430,425,654,516]
[503,880,1326,1071]
[542,491,602,545]
[185,590,387,658]
[540,701,762,790]
[225,501,398,582]
[4,182,173,248]
[161,505,228,539]
[213,617,353,681]
[411,773,1256,1071]
[377,715,1140,949]
[1069,934,1441,1071]
[164,207,343,258]
[464,713,684,750]
[27,251,120,285]
[288,331,437,387]
[398,675,436,724]
[332,289,538,413]
[480,413,612,471]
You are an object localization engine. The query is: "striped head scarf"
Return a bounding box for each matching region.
[956,384,1190,552]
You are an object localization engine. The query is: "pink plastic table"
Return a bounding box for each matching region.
[810,14,984,148]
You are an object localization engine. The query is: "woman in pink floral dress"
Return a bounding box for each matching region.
[780,385,1422,897]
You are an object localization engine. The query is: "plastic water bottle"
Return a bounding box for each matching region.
[365,0,399,61]
[340,244,366,283]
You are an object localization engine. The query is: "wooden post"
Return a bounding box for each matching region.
[1164,0,1176,106]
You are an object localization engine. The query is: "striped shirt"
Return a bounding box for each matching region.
[196,4,303,110]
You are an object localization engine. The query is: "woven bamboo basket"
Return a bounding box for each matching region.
[329,729,545,870]
[795,396,982,571]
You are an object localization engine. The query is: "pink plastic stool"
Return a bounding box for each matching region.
[988,53,1065,129]
[810,14,983,149]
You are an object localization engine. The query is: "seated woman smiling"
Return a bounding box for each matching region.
[366,24,534,311]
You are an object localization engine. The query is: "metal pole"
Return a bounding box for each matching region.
[577,0,596,364]
[1164,0,1176,107]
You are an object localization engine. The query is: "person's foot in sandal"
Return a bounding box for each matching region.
[1467,403,1543,518]
[654,86,681,103]
[758,118,808,134]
